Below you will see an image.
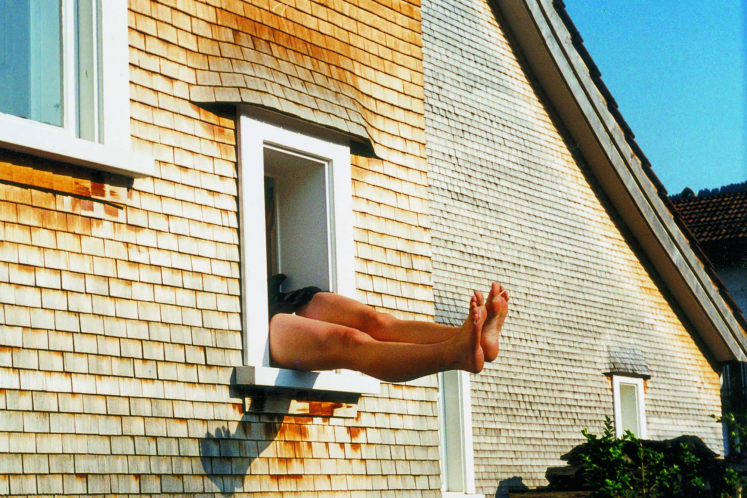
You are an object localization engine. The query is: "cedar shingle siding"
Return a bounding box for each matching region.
[421,0,722,492]
[0,0,734,496]
[1,0,442,496]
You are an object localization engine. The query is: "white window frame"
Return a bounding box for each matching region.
[234,107,379,395]
[0,0,153,178]
[612,375,647,438]
[439,370,479,497]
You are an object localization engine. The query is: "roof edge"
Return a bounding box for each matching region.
[493,0,747,361]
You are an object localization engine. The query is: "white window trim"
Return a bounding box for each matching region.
[439,370,479,497]
[0,0,153,178]
[612,375,647,439]
[235,107,379,395]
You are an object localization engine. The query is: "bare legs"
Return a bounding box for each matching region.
[295,292,464,344]
[268,284,509,382]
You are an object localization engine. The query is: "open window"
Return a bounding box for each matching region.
[263,149,334,293]
[439,370,478,497]
[0,0,152,177]
[613,376,647,438]
[235,107,379,394]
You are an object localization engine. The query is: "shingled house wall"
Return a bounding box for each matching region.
[0,0,443,496]
[421,0,723,493]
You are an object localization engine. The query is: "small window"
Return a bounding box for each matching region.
[235,107,378,394]
[439,370,477,496]
[613,376,647,438]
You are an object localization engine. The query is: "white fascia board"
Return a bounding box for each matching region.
[236,366,381,395]
[496,0,747,361]
[0,114,153,178]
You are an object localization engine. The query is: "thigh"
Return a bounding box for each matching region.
[268,312,369,372]
[296,292,388,335]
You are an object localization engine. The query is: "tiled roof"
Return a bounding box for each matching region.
[671,187,747,243]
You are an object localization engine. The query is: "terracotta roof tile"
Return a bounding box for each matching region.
[671,187,747,243]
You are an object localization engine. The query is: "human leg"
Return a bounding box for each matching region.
[269,298,486,383]
[297,292,471,344]
[298,284,510,357]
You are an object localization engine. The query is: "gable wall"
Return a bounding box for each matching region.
[421,0,723,493]
[0,0,443,496]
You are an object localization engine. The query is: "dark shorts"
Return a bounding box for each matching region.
[268,274,323,319]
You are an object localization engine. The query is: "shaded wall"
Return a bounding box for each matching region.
[718,266,747,317]
[421,0,723,493]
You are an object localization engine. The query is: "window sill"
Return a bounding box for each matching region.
[0,114,154,178]
[235,365,380,395]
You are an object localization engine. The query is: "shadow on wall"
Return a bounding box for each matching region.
[197,378,359,496]
[496,476,529,498]
[198,397,289,496]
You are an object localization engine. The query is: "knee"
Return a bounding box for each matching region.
[361,309,395,337]
[333,326,371,351]
[268,314,295,366]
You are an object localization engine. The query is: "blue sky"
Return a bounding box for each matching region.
[563,0,746,195]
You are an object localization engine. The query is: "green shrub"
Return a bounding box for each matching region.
[713,412,747,461]
[577,417,739,498]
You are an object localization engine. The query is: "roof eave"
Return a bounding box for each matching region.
[493,0,747,362]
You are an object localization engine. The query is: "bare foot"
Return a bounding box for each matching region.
[454,292,486,374]
[481,282,509,362]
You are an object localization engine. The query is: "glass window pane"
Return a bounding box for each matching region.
[76,0,99,141]
[0,0,63,127]
[619,383,640,435]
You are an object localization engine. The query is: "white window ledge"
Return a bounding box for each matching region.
[236,365,381,395]
[0,114,153,178]
[443,493,483,498]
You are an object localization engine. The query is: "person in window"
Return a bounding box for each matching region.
[265,178,509,383]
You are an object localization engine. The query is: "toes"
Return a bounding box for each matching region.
[475,289,485,307]
[489,282,506,300]
[491,283,509,304]
[488,282,499,298]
